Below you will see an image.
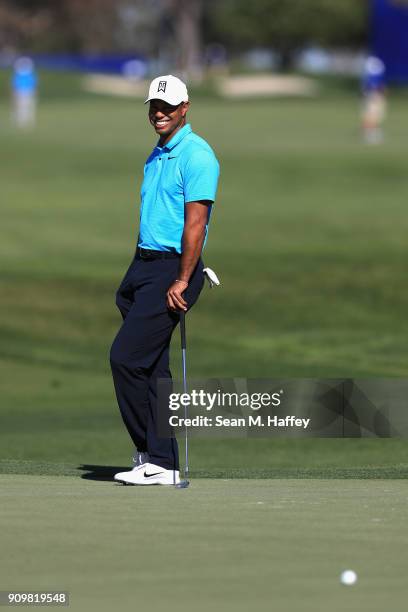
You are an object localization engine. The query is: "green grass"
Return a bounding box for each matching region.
[2,474,407,612]
[1,72,408,612]
[1,458,408,479]
[1,72,408,470]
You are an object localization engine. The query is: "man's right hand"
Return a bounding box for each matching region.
[166,280,188,312]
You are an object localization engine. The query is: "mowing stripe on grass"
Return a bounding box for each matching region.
[1,460,408,479]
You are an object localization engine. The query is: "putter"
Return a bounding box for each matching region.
[175,269,220,489]
[175,309,190,489]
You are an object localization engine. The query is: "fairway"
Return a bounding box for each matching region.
[1,73,408,468]
[1,474,407,612]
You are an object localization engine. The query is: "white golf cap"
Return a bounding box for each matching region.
[144,74,189,105]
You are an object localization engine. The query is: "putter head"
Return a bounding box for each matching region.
[203,267,221,289]
[175,479,190,489]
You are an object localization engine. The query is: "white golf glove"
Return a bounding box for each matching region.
[203,267,221,289]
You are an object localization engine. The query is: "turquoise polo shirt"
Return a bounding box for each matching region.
[138,123,220,253]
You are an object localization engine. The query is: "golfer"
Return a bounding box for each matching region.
[11,57,37,129]
[111,75,220,486]
[361,56,386,144]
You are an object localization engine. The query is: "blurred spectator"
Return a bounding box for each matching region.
[361,56,386,145]
[204,42,228,77]
[11,57,38,129]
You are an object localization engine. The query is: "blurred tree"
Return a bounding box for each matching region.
[0,0,149,53]
[206,0,368,67]
[170,0,204,80]
[62,0,119,53]
[0,1,54,51]
[0,0,87,52]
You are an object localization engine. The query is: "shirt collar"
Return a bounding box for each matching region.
[158,123,192,152]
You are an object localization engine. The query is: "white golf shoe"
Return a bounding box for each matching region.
[114,463,180,486]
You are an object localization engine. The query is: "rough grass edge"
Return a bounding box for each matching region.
[1,460,408,479]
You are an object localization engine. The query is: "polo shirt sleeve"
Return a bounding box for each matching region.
[183,149,220,204]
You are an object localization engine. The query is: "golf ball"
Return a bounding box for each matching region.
[340,570,357,586]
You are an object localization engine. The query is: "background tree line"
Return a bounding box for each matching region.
[0,0,368,68]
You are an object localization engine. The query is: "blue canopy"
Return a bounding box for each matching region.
[371,0,408,84]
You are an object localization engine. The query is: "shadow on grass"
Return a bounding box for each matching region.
[79,464,128,481]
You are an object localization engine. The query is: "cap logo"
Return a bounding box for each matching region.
[158,81,167,93]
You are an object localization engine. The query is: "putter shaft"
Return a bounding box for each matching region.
[179,311,189,478]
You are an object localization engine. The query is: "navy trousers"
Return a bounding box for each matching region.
[110,252,204,470]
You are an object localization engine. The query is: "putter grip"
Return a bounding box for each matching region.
[180,311,187,349]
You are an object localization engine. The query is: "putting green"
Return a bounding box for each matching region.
[1,474,407,612]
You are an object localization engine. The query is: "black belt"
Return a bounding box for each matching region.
[136,247,180,260]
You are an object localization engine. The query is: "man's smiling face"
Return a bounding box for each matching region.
[148,99,189,145]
